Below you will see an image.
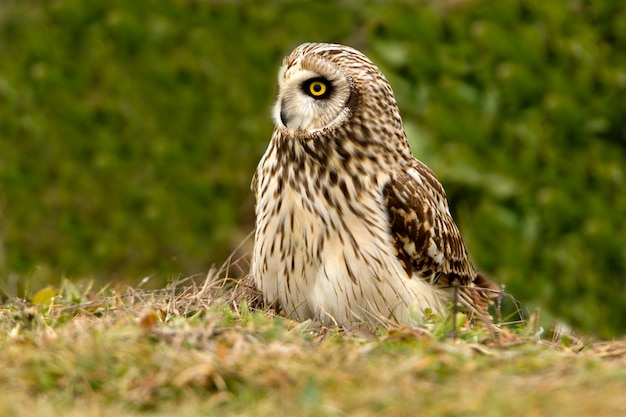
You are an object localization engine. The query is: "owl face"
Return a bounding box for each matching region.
[271,43,408,159]
[273,44,354,135]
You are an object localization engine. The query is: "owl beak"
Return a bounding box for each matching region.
[279,99,290,127]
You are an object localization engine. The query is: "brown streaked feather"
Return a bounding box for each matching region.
[383,160,477,289]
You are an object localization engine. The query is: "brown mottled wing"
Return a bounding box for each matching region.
[383,160,476,288]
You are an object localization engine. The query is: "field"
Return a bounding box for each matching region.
[2,273,626,417]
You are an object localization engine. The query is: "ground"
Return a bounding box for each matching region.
[1,272,625,417]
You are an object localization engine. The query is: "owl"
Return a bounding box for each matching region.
[252,43,498,326]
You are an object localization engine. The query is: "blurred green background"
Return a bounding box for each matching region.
[0,0,624,337]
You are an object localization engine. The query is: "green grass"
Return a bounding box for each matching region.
[2,276,625,416]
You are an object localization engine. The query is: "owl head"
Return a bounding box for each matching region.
[273,43,405,142]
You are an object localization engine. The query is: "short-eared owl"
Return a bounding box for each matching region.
[252,43,497,326]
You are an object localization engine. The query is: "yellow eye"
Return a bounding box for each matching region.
[309,81,327,97]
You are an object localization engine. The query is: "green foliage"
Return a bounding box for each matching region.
[0,0,625,336]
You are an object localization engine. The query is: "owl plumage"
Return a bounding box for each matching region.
[252,43,498,326]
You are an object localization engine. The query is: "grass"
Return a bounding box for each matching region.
[1,271,626,417]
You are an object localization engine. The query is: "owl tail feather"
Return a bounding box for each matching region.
[474,272,502,299]
[467,272,505,332]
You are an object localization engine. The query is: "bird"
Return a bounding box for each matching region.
[252,42,498,327]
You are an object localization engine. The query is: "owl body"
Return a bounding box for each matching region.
[252,43,494,326]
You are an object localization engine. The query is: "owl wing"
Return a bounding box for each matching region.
[383,160,478,289]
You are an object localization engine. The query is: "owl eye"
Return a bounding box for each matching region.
[309,81,326,96]
[303,78,331,98]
